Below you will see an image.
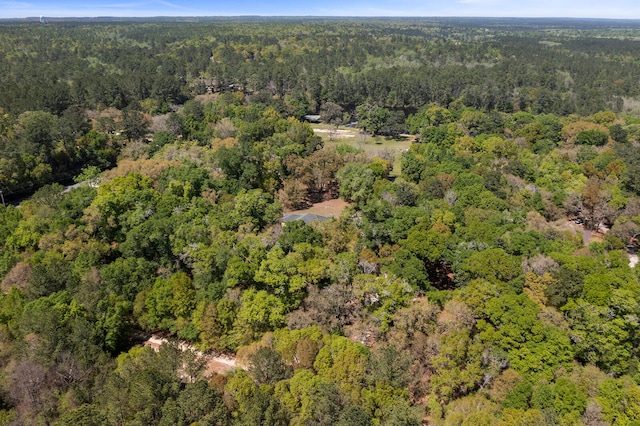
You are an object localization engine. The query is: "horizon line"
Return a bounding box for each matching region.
[3,15,640,20]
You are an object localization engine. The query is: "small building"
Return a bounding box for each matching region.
[303,115,322,123]
[281,213,329,225]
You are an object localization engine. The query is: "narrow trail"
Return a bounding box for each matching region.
[144,334,239,376]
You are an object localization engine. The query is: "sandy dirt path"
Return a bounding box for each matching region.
[144,334,239,376]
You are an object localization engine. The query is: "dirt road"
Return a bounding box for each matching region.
[144,334,239,376]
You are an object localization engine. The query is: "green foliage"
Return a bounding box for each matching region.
[4,19,640,426]
[157,162,212,199]
[101,256,157,301]
[597,377,640,425]
[545,267,584,308]
[609,123,628,143]
[88,172,158,241]
[503,380,533,410]
[248,346,293,385]
[367,345,414,389]
[403,222,452,264]
[121,110,150,141]
[198,298,238,351]
[28,250,76,298]
[229,189,282,231]
[400,150,427,184]
[382,249,430,290]
[563,297,636,375]
[407,105,453,134]
[461,248,521,283]
[278,220,322,253]
[575,129,609,146]
[232,384,289,426]
[479,293,574,380]
[101,344,184,425]
[356,103,401,135]
[144,272,196,331]
[233,289,286,345]
[313,334,370,400]
[160,380,229,425]
[337,162,377,205]
[255,243,328,309]
[429,327,484,403]
[552,377,587,419]
[352,274,414,331]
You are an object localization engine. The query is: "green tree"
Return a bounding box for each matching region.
[248,346,293,385]
[479,293,574,380]
[85,172,158,242]
[234,385,289,426]
[160,380,229,426]
[144,272,196,332]
[597,377,640,425]
[461,248,521,283]
[609,123,628,144]
[352,273,414,332]
[337,162,377,205]
[255,244,327,309]
[120,110,150,141]
[233,289,286,345]
[313,334,369,401]
[14,110,58,161]
[562,297,635,375]
[576,129,609,146]
[278,220,322,253]
[403,222,452,264]
[56,404,107,426]
[429,328,484,404]
[357,103,390,135]
[101,344,182,425]
[552,377,587,420]
[320,101,344,129]
[229,189,282,231]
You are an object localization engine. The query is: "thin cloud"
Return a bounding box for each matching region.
[157,0,194,10]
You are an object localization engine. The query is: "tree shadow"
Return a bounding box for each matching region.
[384,134,413,142]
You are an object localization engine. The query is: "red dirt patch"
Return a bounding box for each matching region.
[204,357,238,376]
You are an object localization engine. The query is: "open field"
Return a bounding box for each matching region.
[311,124,414,177]
[285,198,351,217]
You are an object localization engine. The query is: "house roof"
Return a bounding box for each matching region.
[282,213,329,225]
[303,115,322,122]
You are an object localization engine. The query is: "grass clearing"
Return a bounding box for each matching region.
[285,198,351,217]
[312,124,414,177]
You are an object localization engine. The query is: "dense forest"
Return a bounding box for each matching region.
[1,17,640,425]
[4,17,640,196]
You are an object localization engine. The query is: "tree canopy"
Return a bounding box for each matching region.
[2,17,640,426]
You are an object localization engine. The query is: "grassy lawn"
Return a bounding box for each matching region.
[311,124,414,177]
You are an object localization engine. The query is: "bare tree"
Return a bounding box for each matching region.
[213,117,237,139]
[9,360,55,425]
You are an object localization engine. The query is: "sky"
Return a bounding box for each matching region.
[2,0,640,19]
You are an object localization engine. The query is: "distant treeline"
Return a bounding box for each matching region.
[3,18,640,195]
[2,18,640,117]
